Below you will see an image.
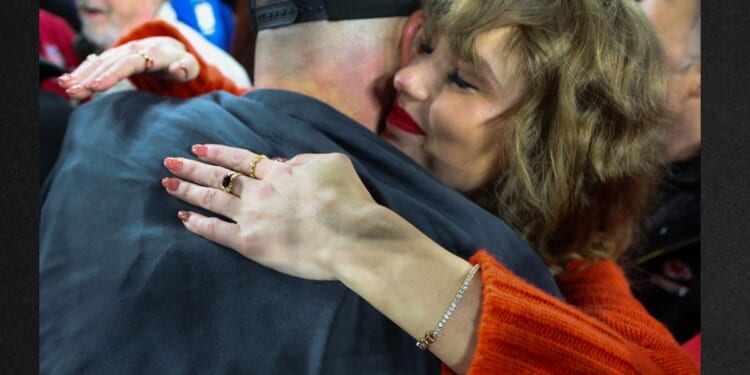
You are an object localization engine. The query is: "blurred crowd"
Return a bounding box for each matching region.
[40,0,254,181]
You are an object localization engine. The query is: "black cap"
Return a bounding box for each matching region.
[250,0,421,31]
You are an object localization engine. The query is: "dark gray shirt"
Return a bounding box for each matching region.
[40,89,560,374]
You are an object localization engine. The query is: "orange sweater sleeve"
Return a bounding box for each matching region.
[112,20,249,98]
[441,250,699,375]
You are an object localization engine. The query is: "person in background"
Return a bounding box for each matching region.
[633,0,701,352]
[170,0,236,52]
[41,0,81,32]
[39,9,81,184]
[68,0,249,96]
[41,0,250,183]
[40,9,81,99]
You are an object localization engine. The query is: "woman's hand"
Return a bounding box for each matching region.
[58,36,199,100]
[162,144,483,373]
[161,144,383,280]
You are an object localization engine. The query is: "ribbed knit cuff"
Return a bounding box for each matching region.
[113,20,249,98]
[454,250,697,374]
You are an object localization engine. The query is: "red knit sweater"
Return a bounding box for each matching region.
[112,20,249,98]
[116,21,700,375]
[458,251,699,374]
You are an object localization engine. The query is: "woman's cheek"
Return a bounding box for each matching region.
[382,126,426,165]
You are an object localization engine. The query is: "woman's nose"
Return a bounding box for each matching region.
[393,63,432,102]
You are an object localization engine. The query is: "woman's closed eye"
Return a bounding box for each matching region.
[448,71,479,91]
[418,42,434,54]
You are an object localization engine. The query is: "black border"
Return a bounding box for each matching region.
[702,0,750,373]
[1,0,39,374]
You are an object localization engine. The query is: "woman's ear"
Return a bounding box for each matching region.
[399,10,426,68]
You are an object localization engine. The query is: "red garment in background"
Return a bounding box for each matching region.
[39,9,80,98]
[682,333,701,364]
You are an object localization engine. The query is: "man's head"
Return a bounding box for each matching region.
[639,0,701,162]
[76,0,166,49]
[249,0,421,132]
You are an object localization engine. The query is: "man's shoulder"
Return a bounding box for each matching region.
[75,90,249,115]
[76,88,336,117]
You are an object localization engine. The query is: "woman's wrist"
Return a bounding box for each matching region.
[319,205,481,372]
[321,205,417,281]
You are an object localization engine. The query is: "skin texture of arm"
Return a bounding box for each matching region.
[164,147,699,375]
[323,206,482,374]
[319,210,699,374]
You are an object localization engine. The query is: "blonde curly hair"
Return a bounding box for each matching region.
[424,0,669,275]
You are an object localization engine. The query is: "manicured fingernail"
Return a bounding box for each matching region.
[162,177,180,191]
[66,84,84,93]
[271,157,289,162]
[192,144,207,157]
[164,157,183,172]
[177,211,191,222]
[58,74,72,83]
[86,78,102,90]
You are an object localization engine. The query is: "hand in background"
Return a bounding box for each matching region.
[58,36,199,100]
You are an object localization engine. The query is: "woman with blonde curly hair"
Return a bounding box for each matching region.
[420,0,668,276]
[62,0,698,373]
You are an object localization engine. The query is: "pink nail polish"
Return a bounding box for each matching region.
[177,211,191,222]
[164,157,183,172]
[161,177,180,191]
[192,144,208,157]
[86,79,101,90]
[66,84,83,93]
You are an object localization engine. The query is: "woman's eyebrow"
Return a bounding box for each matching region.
[470,55,507,92]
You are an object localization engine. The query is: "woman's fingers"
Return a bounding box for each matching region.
[161,146,375,281]
[162,176,243,219]
[177,211,241,251]
[79,52,145,93]
[59,53,101,88]
[167,54,199,82]
[191,144,283,180]
[59,37,195,99]
[61,46,132,97]
[59,53,104,98]
[164,157,254,197]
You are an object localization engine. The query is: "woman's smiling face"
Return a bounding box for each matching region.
[382,26,527,192]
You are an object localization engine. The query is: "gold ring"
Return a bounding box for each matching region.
[138,50,154,72]
[248,154,268,179]
[221,171,242,193]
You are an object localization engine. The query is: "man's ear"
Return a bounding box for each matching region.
[399,10,425,68]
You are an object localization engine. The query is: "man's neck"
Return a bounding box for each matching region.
[251,20,403,133]
[253,68,393,134]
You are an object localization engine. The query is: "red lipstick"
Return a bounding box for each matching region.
[387,102,425,135]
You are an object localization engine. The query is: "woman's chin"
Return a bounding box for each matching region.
[382,124,427,162]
